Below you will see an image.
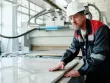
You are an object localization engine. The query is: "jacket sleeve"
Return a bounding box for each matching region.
[61,36,80,65]
[78,25,110,75]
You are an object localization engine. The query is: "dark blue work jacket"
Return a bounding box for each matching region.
[61,19,110,77]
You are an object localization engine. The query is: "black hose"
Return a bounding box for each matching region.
[0,10,47,39]
[88,3,102,20]
[86,11,92,19]
[0,28,37,39]
[0,25,69,39]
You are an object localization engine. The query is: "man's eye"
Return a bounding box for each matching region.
[74,15,78,18]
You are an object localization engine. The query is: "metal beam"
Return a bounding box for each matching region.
[43,0,66,12]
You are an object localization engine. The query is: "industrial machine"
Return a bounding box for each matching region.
[21,0,107,54]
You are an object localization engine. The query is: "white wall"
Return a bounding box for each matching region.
[106,0,110,23]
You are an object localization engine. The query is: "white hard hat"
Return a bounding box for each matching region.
[66,1,85,17]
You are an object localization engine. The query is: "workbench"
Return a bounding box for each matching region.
[0,56,84,83]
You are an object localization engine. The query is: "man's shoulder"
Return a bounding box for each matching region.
[90,19,103,25]
[90,19,103,33]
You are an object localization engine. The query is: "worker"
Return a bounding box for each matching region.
[49,1,110,83]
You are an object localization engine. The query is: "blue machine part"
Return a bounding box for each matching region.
[45,26,59,30]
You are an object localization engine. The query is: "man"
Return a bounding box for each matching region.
[49,1,110,83]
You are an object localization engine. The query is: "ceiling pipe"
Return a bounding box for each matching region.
[43,0,66,13]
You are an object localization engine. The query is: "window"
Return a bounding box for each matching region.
[0,2,1,27]
[55,0,67,9]
[17,0,44,29]
[21,0,28,8]
[18,6,28,14]
[17,12,29,28]
[36,19,43,24]
[30,2,35,10]
[30,10,36,16]
[36,5,42,12]
[1,1,13,52]
[17,0,22,5]
[17,0,28,8]
[30,18,34,23]
[2,1,12,28]
[17,13,22,28]
[21,14,29,22]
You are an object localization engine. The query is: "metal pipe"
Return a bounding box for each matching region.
[88,3,102,20]
[33,10,55,25]
[28,9,46,25]
[43,0,65,13]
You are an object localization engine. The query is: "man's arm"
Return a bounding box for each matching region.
[49,34,80,72]
[61,36,80,65]
[78,25,110,75]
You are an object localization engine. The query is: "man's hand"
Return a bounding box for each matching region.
[49,61,65,72]
[64,70,80,77]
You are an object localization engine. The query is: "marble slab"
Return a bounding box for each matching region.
[0,57,79,83]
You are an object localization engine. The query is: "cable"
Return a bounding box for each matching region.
[0,28,37,39]
[34,10,55,25]
[86,11,92,19]
[28,9,46,25]
[84,5,92,19]
[88,3,102,20]
[0,25,69,39]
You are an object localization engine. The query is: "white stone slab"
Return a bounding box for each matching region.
[0,57,79,83]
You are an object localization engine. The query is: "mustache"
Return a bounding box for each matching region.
[73,26,80,30]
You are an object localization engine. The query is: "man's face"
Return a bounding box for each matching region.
[69,13,85,30]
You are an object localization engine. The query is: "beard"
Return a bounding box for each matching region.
[72,24,80,30]
[74,27,80,30]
